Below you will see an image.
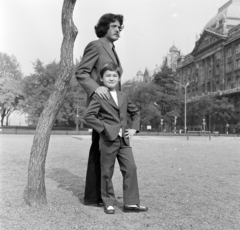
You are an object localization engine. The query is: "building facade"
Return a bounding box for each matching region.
[176,0,240,133]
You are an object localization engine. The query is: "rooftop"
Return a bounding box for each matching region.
[204,0,240,30]
[169,45,178,52]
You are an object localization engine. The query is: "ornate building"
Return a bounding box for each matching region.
[176,0,240,133]
[124,67,153,85]
[152,44,181,76]
[163,45,181,72]
[131,70,144,82]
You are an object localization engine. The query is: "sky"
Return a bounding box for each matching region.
[0,0,228,83]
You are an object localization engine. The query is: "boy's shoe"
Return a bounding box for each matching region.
[123,205,148,213]
[104,206,115,214]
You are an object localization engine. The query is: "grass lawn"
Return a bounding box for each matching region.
[0,134,240,230]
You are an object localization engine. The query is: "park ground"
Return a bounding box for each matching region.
[0,134,240,230]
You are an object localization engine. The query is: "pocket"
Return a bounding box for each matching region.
[123,136,130,146]
[100,132,112,143]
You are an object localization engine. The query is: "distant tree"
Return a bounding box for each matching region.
[21,59,86,126]
[187,96,235,130]
[234,122,240,134]
[0,52,23,126]
[61,74,86,129]
[153,65,180,125]
[25,0,78,207]
[188,96,235,121]
[122,80,138,97]
[209,97,235,123]
[21,60,58,124]
[129,82,161,129]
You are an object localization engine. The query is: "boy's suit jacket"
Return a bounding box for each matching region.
[84,91,140,146]
[75,38,123,106]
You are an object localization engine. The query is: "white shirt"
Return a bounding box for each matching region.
[110,91,118,106]
[110,91,122,137]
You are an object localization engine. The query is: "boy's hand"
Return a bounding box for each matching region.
[95,86,110,100]
[125,129,136,139]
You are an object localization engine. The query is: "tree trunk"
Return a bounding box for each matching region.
[0,116,3,126]
[6,114,9,126]
[25,0,78,207]
[6,108,15,126]
[1,108,6,126]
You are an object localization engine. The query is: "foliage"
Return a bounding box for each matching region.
[124,65,181,130]
[21,60,58,123]
[21,59,86,126]
[234,122,240,134]
[0,52,23,126]
[61,74,86,128]
[187,96,235,123]
[209,97,235,122]
[127,82,161,127]
[152,65,180,125]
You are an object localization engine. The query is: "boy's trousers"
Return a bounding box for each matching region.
[99,135,140,206]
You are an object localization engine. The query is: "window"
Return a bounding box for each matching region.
[195,87,198,95]
[195,73,198,82]
[207,82,211,92]
[216,65,220,75]
[235,59,240,70]
[227,48,232,58]
[236,44,240,54]
[236,76,240,87]
[215,52,220,60]
[227,79,231,90]
[226,62,233,73]
[202,83,205,93]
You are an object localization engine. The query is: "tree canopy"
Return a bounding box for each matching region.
[21,59,86,126]
[128,82,161,128]
[0,52,23,126]
[152,65,180,125]
[187,96,235,124]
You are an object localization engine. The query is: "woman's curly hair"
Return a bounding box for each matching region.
[95,14,124,38]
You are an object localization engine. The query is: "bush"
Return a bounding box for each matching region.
[234,122,240,134]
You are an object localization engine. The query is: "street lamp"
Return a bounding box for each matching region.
[174,116,177,133]
[173,81,190,134]
[160,119,163,132]
[202,118,206,131]
[76,106,79,131]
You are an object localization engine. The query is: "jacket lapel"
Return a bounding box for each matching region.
[117,91,124,108]
[107,93,119,109]
[112,48,123,72]
[100,38,118,64]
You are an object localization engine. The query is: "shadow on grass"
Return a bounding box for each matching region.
[46,168,85,204]
[46,168,124,209]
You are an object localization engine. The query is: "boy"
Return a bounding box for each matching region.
[84,62,148,214]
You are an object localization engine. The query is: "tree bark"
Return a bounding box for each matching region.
[25,0,78,207]
[1,108,6,126]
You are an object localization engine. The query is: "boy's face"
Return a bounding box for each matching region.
[101,70,120,91]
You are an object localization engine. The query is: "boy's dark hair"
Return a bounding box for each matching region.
[95,13,124,38]
[100,62,121,78]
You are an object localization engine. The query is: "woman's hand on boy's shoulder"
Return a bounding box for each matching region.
[95,86,110,100]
